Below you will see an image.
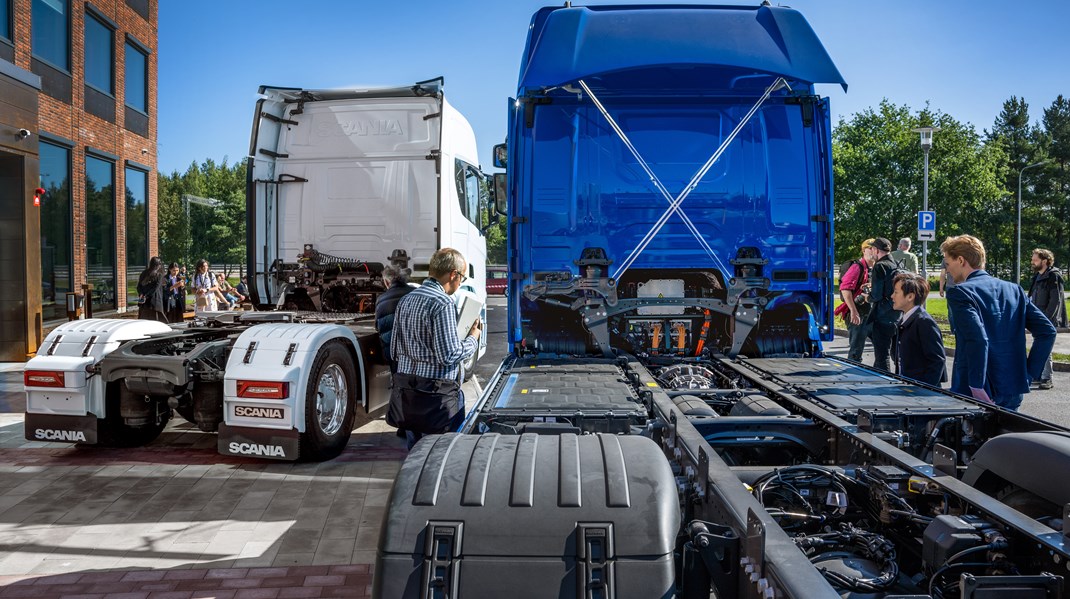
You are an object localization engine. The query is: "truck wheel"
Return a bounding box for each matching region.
[96,382,170,447]
[299,340,357,461]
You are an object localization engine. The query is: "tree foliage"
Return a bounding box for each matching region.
[833,100,1006,274]
[157,159,247,273]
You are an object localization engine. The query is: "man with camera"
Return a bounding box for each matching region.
[835,238,877,361]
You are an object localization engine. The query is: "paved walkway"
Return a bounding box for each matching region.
[0,363,489,597]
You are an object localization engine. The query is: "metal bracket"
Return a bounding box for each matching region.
[520,96,552,128]
[933,442,957,477]
[680,521,740,599]
[261,112,298,126]
[258,148,288,159]
[696,448,710,501]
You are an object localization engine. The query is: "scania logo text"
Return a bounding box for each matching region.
[35,429,87,442]
[234,406,284,419]
[228,442,285,457]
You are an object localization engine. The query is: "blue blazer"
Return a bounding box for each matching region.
[947,270,1056,397]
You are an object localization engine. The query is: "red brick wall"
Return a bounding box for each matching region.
[8,0,158,312]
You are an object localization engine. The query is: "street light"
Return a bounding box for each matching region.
[1017,160,1049,284]
[181,194,221,266]
[911,126,940,278]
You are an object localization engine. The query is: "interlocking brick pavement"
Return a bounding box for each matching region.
[0,565,373,598]
[0,361,426,597]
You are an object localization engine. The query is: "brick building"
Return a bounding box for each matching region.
[0,0,157,361]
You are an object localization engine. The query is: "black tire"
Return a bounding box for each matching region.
[996,484,1060,520]
[95,382,170,447]
[299,340,358,461]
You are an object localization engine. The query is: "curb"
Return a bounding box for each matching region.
[832,328,1070,371]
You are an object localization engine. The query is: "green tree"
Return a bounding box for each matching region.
[1038,96,1070,271]
[833,100,1006,274]
[988,96,1047,283]
[157,158,247,272]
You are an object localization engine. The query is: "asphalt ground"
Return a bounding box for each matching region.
[0,296,1064,596]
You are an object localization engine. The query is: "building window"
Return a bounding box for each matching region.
[85,13,113,94]
[39,142,72,322]
[1,0,12,42]
[32,0,69,71]
[124,41,147,113]
[125,167,148,307]
[86,155,116,312]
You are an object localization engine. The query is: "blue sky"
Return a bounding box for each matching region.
[158,0,1069,175]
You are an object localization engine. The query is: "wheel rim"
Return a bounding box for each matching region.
[316,364,347,436]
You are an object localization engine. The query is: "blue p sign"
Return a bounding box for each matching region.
[918,211,936,231]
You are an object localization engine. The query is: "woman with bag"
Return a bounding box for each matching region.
[136,257,169,322]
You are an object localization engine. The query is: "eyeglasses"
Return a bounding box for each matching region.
[454,270,469,283]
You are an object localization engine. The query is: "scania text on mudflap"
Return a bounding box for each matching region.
[374,6,1070,599]
[24,79,497,462]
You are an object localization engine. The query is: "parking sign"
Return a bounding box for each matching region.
[917,211,936,241]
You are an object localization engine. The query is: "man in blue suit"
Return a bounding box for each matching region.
[942,235,1056,410]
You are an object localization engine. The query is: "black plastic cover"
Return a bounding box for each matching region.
[374,433,679,598]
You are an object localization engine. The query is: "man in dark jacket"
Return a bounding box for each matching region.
[375,265,415,373]
[1028,248,1066,389]
[891,273,946,386]
[943,235,1056,410]
[865,238,902,373]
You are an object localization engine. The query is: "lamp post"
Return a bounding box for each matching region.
[1017,160,1049,284]
[911,126,940,278]
[181,194,221,267]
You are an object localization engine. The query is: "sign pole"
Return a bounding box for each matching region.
[922,145,929,279]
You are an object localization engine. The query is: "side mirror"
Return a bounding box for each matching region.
[493,173,507,216]
[492,143,507,169]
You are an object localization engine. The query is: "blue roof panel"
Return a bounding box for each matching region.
[519,4,846,92]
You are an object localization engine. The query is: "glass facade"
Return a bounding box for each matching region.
[39,142,72,321]
[85,14,113,94]
[124,41,146,112]
[125,167,147,307]
[32,0,69,70]
[86,155,116,312]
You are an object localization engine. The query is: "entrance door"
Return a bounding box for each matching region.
[0,152,28,361]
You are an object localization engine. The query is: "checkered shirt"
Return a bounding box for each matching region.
[391,278,477,380]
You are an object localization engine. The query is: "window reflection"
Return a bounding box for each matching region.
[124,42,147,112]
[31,0,69,70]
[125,167,147,307]
[85,14,113,94]
[39,142,71,321]
[86,155,116,312]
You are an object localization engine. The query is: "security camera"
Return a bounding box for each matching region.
[16,129,30,140]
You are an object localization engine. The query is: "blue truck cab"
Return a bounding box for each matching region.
[498,3,846,359]
[376,7,1070,599]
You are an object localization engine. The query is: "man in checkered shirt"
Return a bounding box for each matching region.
[389,248,482,448]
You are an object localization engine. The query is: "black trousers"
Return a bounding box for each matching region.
[870,321,896,373]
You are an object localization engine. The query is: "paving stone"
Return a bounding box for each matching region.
[269,554,315,569]
[232,590,280,599]
[276,588,320,599]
